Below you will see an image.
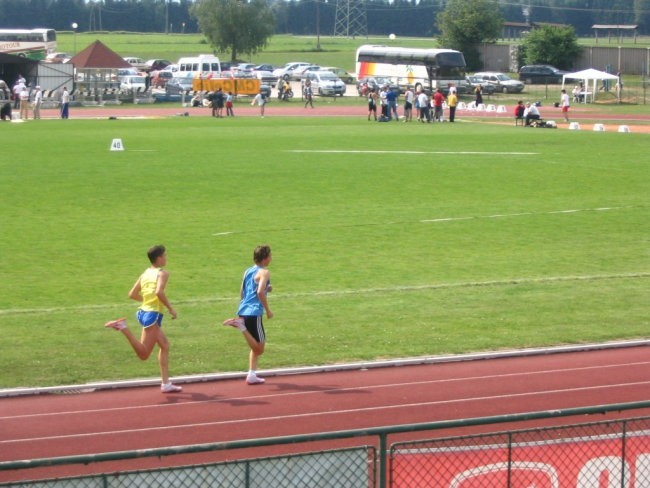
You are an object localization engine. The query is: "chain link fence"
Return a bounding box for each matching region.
[390,416,650,487]
[2,404,650,488]
[1,447,376,488]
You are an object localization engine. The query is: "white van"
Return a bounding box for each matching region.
[177,55,221,79]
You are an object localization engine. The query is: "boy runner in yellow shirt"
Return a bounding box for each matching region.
[105,245,181,393]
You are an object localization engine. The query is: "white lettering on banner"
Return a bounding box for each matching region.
[577,457,630,488]
[450,461,558,488]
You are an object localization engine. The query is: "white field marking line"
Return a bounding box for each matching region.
[286,150,539,156]
[2,272,648,316]
[3,380,649,446]
[212,205,643,236]
[3,360,648,422]
[421,205,634,223]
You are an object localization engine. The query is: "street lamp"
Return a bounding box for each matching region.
[71,22,78,55]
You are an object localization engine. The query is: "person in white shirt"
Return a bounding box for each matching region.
[32,86,42,119]
[524,102,541,126]
[417,90,429,122]
[19,86,30,119]
[559,89,570,123]
[60,86,70,119]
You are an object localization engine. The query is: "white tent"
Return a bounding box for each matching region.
[562,68,620,103]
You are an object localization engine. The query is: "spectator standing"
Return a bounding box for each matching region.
[251,89,267,117]
[447,88,458,123]
[559,88,570,123]
[417,90,430,122]
[304,81,314,108]
[432,88,445,122]
[474,85,483,106]
[60,87,70,119]
[12,78,25,109]
[403,86,414,122]
[0,78,9,100]
[379,86,388,119]
[385,86,398,121]
[32,86,42,119]
[225,91,234,116]
[214,88,225,117]
[19,85,30,119]
[367,88,378,121]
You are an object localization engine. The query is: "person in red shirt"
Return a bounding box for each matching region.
[432,88,445,122]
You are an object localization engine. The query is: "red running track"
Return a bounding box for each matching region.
[1,344,649,482]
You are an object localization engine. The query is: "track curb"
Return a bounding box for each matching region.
[2,339,648,398]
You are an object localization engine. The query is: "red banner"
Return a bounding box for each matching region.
[392,432,650,487]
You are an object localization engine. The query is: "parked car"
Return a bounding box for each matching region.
[303,71,346,96]
[321,67,354,84]
[151,70,173,88]
[165,73,195,96]
[272,62,311,81]
[145,59,172,72]
[120,75,147,92]
[254,70,277,87]
[466,75,496,95]
[518,65,566,84]
[254,64,275,73]
[123,57,147,71]
[473,72,524,93]
[293,65,321,81]
[45,52,71,63]
[356,76,400,96]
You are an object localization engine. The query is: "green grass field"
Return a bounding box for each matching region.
[0,116,648,388]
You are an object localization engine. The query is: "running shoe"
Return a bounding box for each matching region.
[104,318,127,330]
[223,317,245,330]
[161,383,183,393]
[246,375,265,385]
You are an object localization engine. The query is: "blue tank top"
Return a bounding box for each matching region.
[237,265,270,316]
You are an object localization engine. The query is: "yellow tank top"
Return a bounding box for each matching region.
[140,267,162,312]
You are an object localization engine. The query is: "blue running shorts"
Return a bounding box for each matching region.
[137,310,163,328]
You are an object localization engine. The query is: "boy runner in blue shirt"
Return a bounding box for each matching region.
[223,245,273,385]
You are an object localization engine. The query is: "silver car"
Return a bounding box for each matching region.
[304,71,346,96]
[473,72,524,94]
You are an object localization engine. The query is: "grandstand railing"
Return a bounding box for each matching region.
[1,400,649,487]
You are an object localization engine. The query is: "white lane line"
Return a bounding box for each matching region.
[3,361,649,422]
[286,150,540,156]
[2,272,648,317]
[3,380,648,446]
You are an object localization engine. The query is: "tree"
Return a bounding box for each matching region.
[191,0,275,62]
[436,0,503,71]
[635,0,650,34]
[521,25,581,70]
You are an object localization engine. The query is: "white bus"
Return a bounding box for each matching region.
[0,28,56,60]
[355,45,469,94]
[177,54,221,79]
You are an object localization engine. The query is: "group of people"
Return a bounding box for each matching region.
[515,88,572,127]
[206,88,235,117]
[366,85,459,123]
[1,75,71,120]
[105,244,274,392]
